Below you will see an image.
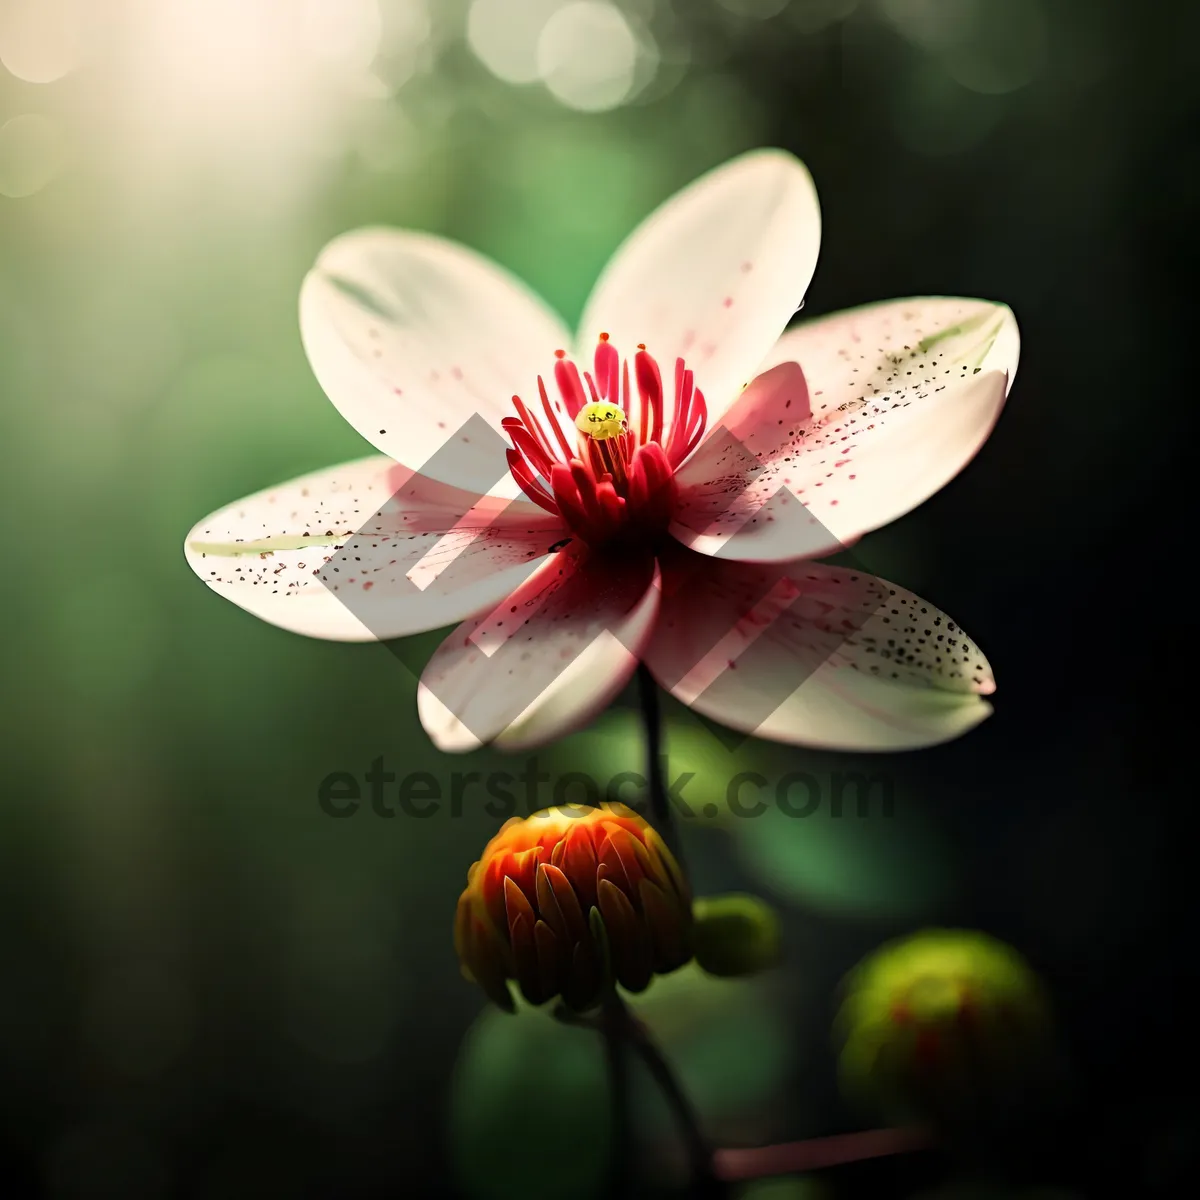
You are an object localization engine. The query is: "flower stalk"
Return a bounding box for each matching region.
[601,992,635,1199]
[635,661,678,858]
[614,997,729,1199]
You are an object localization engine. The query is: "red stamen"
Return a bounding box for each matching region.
[665,358,692,462]
[686,387,707,455]
[512,396,556,462]
[635,348,664,447]
[503,335,706,548]
[582,370,602,405]
[554,357,587,419]
[550,463,591,531]
[506,449,558,513]
[538,377,575,460]
[570,460,604,524]
[595,336,619,402]
[585,438,605,480]
[505,423,554,478]
[629,359,643,445]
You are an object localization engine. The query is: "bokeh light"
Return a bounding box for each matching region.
[467,0,653,111]
[467,0,564,85]
[877,0,1047,94]
[789,0,860,34]
[0,0,85,84]
[718,0,792,20]
[538,2,642,112]
[877,0,979,49]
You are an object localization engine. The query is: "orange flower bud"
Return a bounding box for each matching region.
[454,804,694,1012]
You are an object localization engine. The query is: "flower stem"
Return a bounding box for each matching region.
[601,993,636,1198]
[635,662,679,856]
[613,997,728,1199]
[712,1127,930,1181]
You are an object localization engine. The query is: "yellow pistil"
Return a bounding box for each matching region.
[574,401,627,441]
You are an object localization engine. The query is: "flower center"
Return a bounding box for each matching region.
[503,334,708,548]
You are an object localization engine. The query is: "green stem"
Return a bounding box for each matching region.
[635,662,679,856]
[613,998,728,1199]
[601,993,636,1198]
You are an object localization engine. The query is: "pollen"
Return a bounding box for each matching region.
[575,402,627,441]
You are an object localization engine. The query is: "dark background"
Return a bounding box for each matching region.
[1,1,1194,1197]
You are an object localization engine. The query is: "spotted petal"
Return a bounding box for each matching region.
[645,552,994,752]
[301,229,572,491]
[577,149,821,436]
[672,298,1018,561]
[184,456,567,641]
[418,551,660,752]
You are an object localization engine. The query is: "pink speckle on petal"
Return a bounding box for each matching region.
[722,296,734,308]
[393,387,403,395]
[740,261,753,273]
[451,366,464,380]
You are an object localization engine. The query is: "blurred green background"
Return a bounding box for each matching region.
[1,1,1193,1197]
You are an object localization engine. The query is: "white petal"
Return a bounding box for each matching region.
[673,297,1018,561]
[418,552,660,753]
[577,149,820,430]
[645,554,993,752]
[300,228,572,492]
[184,456,568,641]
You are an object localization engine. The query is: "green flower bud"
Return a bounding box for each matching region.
[693,893,782,978]
[836,928,1051,1123]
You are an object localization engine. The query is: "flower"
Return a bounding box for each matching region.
[184,149,1019,753]
[836,929,1050,1120]
[454,804,693,1012]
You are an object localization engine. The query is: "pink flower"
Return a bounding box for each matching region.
[184,150,1018,753]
